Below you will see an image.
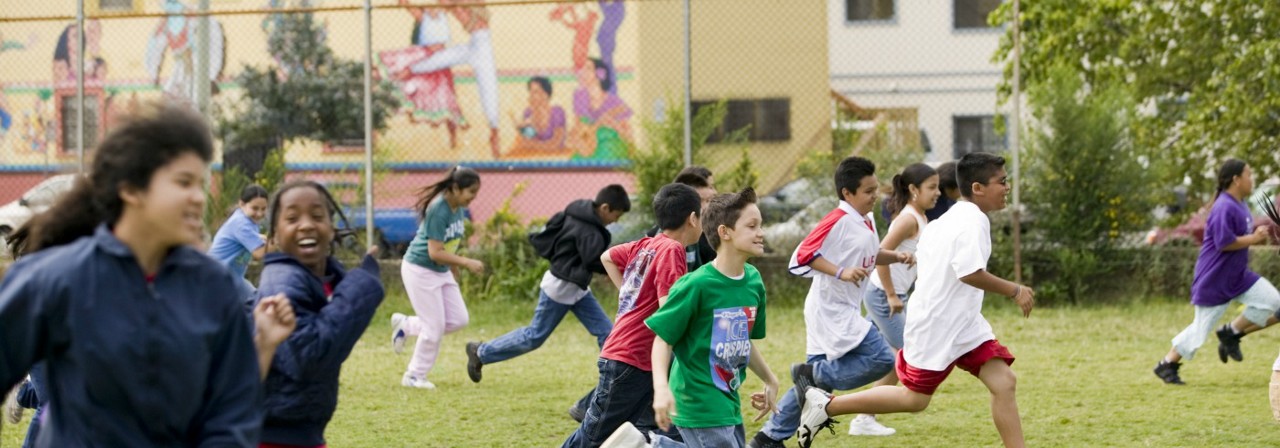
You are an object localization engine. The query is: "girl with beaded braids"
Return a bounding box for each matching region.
[255,179,385,447]
[393,166,484,389]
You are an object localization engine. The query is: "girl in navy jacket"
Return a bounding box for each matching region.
[0,101,282,447]
[255,180,386,448]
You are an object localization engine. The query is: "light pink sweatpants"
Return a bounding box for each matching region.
[401,262,470,379]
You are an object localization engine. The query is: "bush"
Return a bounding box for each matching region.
[628,99,729,222]
[1018,66,1159,303]
[457,183,549,302]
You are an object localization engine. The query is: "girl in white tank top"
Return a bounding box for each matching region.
[851,162,943,437]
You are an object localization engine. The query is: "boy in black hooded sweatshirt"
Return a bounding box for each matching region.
[465,184,631,382]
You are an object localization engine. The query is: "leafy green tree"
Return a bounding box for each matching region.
[217,1,398,177]
[992,0,1280,213]
[1021,67,1157,303]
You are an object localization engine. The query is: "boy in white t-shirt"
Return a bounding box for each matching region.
[793,152,1036,448]
[748,156,915,448]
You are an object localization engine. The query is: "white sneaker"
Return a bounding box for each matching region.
[848,414,896,436]
[401,374,436,389]
[390,313,407,354]
[600,421,650,448]
[796,387,835,448]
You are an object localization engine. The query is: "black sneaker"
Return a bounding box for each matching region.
[568,403,586,423]
[1154,360,1185,385]
[465,341,484,383]
[791,363,817,410]
[1217,326,1243,363]
[747,431,786,448]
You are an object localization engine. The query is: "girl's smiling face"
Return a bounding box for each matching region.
[273,186,335,276]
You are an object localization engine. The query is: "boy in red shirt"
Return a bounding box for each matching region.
[561,183,704,448]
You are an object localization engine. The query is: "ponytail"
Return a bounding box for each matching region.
[887,163,937,217]
[415,166,481,219]
[8,101,213,258]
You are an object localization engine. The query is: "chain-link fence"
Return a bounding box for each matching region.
[0,0,1014,257]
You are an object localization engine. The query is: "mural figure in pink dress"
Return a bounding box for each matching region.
[379,0,467,149]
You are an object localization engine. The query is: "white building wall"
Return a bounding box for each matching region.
[828,0,1007,162]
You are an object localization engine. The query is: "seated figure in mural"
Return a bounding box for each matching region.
[379,0,467,149]
[504,76,568,158]
[144,0,225,102]
[52,20,101,85]
[567,58,632,161]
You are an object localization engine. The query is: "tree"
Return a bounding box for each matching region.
[1021,67,1157,302]
[216,1,398,177]
[992,0,1280,213]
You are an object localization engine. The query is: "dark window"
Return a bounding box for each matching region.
[846,0,894,22]
[952,115,1004,158]
[60,94,99,153]
[691,98,791,143]
[954,0,1002,29]
[99,0,134,11]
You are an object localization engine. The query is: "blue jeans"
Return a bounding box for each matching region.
[20,363,47,448]
[479,289,612,364]
[562,359,680,447]
[760,327,895,442]
[864,285,909,349]
[651,424,746,448]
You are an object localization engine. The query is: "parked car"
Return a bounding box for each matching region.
[0,174,79,253]
[1145,181,1280,246]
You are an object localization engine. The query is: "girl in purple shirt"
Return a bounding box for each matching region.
[1154,159,1279,385]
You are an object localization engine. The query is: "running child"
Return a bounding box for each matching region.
[561,183,703,448]
[635,188,781,448]
[644,170,718,272]
[464,184,630,382]
[0,101,283,446]
[748,157,913,448]
[1153,159,1280,385]
[794,152,1035,448]
[395,166,484,389]
[568,171,715,423]
[925,161,958,221]
[853,162,939,436]
[255,180,386,447]
[208,183,269,302]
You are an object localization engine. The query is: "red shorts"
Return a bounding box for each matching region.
[896,339,1015,395]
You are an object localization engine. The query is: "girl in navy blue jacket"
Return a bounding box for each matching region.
[255,180,386,448]
[0,101,277,447]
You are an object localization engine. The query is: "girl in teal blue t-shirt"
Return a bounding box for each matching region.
[393,166,485,389]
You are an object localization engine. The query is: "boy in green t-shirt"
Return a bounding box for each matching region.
[603,188,779,448]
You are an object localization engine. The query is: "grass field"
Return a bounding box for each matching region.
[5,294,1280,447]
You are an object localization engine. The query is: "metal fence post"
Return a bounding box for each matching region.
[363,0,375,250]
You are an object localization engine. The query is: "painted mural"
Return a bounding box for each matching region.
[0,0,638,169]
[145,0,226,102]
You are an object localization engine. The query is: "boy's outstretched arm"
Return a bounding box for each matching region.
[651,337,677,432]
[960,270,1035,317]
[747,345,779,422]
[601,250,624,288]
[807,255,870,285]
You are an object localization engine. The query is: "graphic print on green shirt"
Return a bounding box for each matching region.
[645,263,767,428]
[404,199,468,272]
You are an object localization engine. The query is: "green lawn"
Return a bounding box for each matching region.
[6,295,1280,447]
